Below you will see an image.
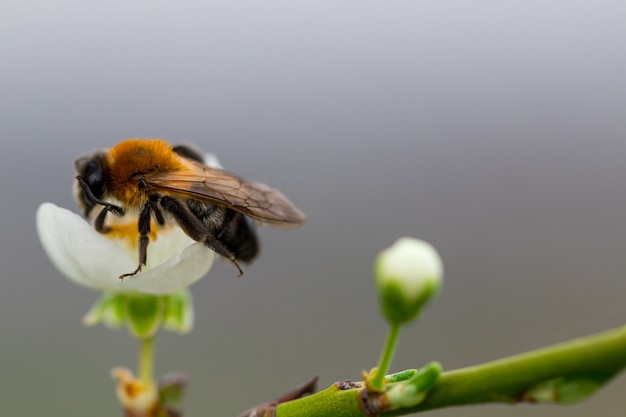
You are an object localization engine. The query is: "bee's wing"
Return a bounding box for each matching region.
[148,160,307,228]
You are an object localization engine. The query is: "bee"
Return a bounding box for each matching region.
[73,139,306,279]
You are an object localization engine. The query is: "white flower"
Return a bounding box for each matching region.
[36,203,214,295]
[36,152,222,295]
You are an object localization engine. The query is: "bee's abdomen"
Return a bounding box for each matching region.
[186,200,259,263]
[218,210,259,262]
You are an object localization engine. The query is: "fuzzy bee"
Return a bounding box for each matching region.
[74,139,306,278]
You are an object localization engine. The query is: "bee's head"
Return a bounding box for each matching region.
[74,151,108,217]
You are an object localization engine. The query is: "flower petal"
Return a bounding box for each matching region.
[121,241,213,295]
[37,203,215,294]
[37,203,137,292]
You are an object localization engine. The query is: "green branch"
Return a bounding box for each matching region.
[274,325,626,417]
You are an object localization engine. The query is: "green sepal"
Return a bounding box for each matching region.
[83,291,195,337]
[162,290,194,334]
[375,277,434,325]
[83,292,126,328]
[125,294,165,339]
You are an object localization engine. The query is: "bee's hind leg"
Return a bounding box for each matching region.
[203,234,244,276]
[159,196,244,276]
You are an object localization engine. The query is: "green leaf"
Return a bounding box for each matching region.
[386,369,418,383]
[386,362,442,409]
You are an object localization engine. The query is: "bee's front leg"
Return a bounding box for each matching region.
[93,204,125,233]
[76,176,125,233]
[119,202,152,280]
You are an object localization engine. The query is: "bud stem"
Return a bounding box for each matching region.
[370,322,402,392]
[138,336,156,385]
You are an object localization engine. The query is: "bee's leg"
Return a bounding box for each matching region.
[93,204,126,233]
[204,233,244,276]
[149,195,165,226]
[159,196,244,276]
[94,207,110,233]
[76,176,124,233]
[215,209,235,239]
[119,202,152,280]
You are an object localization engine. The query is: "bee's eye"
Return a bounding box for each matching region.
[84,160,103,185]
[76,155,107,201]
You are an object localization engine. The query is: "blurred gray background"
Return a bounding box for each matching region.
[1,1,625,416]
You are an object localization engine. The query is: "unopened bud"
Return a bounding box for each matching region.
[375,238,443,324]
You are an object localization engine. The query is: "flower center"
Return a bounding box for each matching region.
[106,221,162,252]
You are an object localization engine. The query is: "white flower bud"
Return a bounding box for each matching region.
[375,238,443,324]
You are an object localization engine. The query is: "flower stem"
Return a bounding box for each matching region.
[370,322,401,391]
[138,336,155,385]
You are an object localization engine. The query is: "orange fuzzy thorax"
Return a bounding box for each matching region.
[106,139,185,207]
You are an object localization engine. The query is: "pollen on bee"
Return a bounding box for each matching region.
[106,222,161,251]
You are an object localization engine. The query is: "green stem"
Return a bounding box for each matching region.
[403,325,626,414]
[275,325,626,417]
[370,323,402,391]
[138,336,155,385]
